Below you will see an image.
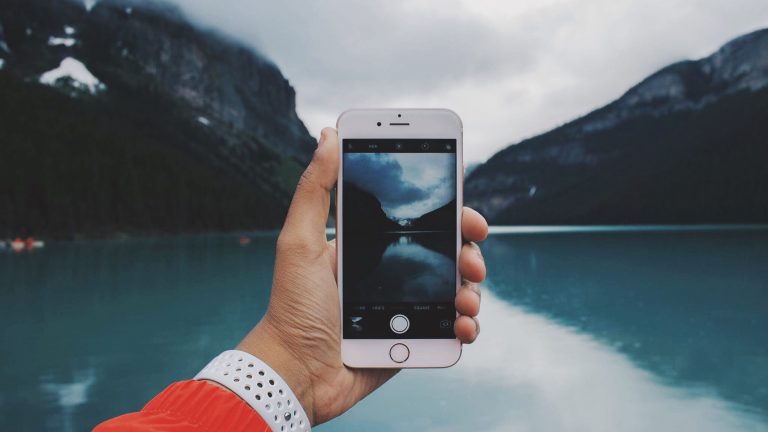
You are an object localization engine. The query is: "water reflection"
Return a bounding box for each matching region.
[346,234,454,302]
[330,291,766,431]
[40,368,96,432]
[480,230,768,415]
[463,292,766,431]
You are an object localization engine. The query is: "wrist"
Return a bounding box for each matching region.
[236,320,316,424]
[195,349,311,431]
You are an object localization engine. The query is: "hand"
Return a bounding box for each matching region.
[237,128,488,425]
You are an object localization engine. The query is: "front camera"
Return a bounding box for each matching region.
[377,122,382,127]
[421,142,430,150]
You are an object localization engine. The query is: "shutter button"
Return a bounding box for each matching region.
[390,314,410,334]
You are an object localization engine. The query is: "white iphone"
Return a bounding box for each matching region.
[336,109,463,368]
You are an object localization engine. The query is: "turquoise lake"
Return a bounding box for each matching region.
[1,227,767,431]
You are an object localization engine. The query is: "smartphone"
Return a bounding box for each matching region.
[336,109,463,368]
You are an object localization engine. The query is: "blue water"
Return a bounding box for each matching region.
[1,227,767,431]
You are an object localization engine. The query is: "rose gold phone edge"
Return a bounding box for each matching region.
[336,108,463,368]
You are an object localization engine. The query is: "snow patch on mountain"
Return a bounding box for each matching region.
[579,29,768,135]
[705,29,768,91]
[65,26,76,35]
[83,0,98,12]
[48,36,77,47]
[39,57,106,94]
[0,58,5,70]
[624,72,687,106]
[0,23,10,54]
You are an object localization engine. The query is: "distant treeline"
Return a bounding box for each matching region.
[0,74,302,238]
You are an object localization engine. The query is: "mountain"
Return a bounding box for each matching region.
[0,0,315,237]
[412,199,455,231]
[342,182,401,234]
[466,29,768,225]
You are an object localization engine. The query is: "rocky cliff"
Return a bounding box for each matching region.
[466,29,768,224]
[0,0,315,237]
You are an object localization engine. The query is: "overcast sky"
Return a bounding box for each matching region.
[169,0,768,163]
[344,153,455,219]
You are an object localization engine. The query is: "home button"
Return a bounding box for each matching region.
[389,343,410,363]
[390,314,410,334]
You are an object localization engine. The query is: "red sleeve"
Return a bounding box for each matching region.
[94,380,271,432]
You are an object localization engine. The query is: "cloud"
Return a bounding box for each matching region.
[344,153,426,212]
[390,153,455,218]
[343,153,455,219]
[174,1,537,99]
[170,0,768,163]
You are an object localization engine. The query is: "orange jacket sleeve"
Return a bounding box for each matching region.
[93,380,272,432]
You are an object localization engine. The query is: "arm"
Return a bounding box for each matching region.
[94,128,487,431]
[94,380,271,432]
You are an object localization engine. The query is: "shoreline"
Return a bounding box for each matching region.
[5,223,768,244]
[487,224,768,234]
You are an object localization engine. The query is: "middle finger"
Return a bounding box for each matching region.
[459,241,486,283]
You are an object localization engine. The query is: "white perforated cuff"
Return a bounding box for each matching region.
[195,350,310,431]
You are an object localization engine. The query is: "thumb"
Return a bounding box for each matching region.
[278,128,339,254]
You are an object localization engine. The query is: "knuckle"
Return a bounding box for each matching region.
[276,231,320,257]
[463,241,478,253]
[467,242,485,263]
[461,279,480,294]
[297,165,320,191]
[296,163,332,196]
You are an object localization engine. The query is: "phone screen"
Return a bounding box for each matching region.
[342,138,457,339]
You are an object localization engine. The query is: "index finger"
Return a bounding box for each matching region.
[278,128,339,254]
[462,207,488,242]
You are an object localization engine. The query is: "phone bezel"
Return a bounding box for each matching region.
[336,108,463,368]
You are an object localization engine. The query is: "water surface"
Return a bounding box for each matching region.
[346,233,455,303]
[1,227,766,431]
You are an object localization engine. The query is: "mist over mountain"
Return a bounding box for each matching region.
[0,0,315,237]
[466,29,768,225]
